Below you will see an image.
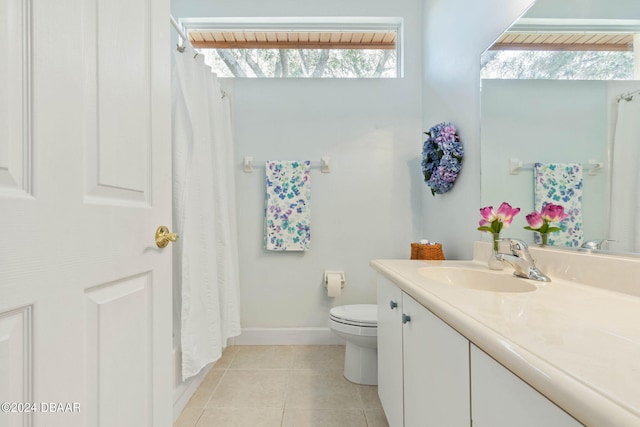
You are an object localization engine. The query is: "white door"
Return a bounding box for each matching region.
[0,0,172,426]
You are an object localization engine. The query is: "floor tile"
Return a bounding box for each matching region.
[185,369,225,408]
[291,345,345,371]
[282,408,367,427]
[285,370,361,409]
[174,345,386,427]
[213,346,241,369]
[196,407,283,427]
[200,367,225,390]
[207,369,288,408]
[174,407,203,427]
[229,345,294,369]
[357,384,383,409]
[364,407,390,427]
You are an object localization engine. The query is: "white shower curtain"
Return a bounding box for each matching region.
[172,46,241,380]
[608,95,640,252]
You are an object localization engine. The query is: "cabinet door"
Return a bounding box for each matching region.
[471,345,582,427]
[403,294,470,427]
[377,275,404,427]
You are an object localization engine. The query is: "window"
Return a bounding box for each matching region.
[482,50,634,80]
[481,20,638,80]
[179,18,402,78]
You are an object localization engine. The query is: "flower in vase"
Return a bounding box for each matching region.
[524,203,567,234]
[478,202,520,234]
[477,202,521,250]
[541,204,569,223]
[525,212,544,230]
[524,203,568,245]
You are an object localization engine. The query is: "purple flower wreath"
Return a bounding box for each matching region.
[421,122,464,196]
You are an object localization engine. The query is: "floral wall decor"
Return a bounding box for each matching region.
[421,122,464,195]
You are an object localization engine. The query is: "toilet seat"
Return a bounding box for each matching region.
[329,304,377,327]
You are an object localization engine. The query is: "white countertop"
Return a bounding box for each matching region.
[370,257,640,427]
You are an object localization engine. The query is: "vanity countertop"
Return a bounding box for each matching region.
[370,256,640,427]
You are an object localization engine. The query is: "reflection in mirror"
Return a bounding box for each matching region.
[480,0,640,254]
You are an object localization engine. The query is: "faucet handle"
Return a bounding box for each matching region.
[510,238,528,250]
[581,239,615,250]
[499,238,536,261]
[500,238,529,254]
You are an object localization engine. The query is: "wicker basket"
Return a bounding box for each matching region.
[410,243,445,260]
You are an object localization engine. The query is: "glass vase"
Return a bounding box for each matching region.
[488,232,504,270]
[537,232,549,246]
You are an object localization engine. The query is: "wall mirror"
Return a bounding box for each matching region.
[480,0,640,254]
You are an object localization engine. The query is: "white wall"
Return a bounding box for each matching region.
[171,0,424,329]
[421,0,534,259]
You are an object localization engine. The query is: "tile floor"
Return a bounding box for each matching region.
[174,345,389,427]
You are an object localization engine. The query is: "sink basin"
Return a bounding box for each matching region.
[418,267,537,293]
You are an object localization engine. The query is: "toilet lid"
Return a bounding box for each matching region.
[330,304,377,325]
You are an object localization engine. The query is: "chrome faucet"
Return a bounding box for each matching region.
[496,238,551,282]
[580,239,613,250]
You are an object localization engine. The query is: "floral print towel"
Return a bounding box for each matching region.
[534,163,583,247]
[265,161,311,251]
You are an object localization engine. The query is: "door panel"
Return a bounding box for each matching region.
[0,0,32,197]
[83,0,152,205]
[85,273,152,427]
[0,306,32,427]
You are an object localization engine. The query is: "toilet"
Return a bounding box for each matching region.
[328,304,378,385]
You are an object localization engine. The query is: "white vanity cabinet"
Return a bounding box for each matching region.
[377,275,470,427]
[470,345,582,427]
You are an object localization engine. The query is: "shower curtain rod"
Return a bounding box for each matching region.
[617,88,640,102]
[171,15,228,99]
[170,15,189,52]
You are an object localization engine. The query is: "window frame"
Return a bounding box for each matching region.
[177,17,405,78]
[481,18,640,80]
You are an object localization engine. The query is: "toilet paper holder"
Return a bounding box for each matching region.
[324,271,345,289]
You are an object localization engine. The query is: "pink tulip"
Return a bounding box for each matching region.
[478,202,520,234]
[526,212,544,229]
[541,204,568,223]
[495,202,520,228]
[478,219,491,228]
[479,206,496,222]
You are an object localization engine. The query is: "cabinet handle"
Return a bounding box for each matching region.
[402,313,411,324]
[389,300,398,310]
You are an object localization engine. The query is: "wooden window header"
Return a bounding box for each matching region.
[490,32,633,52]
[188,30,397,50]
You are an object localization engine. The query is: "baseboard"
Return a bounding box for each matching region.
[230,327,345,346]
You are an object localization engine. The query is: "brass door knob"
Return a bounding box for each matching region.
[156,226,178,248]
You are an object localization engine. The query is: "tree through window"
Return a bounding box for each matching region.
[481,26,637,80]
[200,48,396,78]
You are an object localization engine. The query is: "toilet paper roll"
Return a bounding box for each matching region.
[326,273,342,297]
